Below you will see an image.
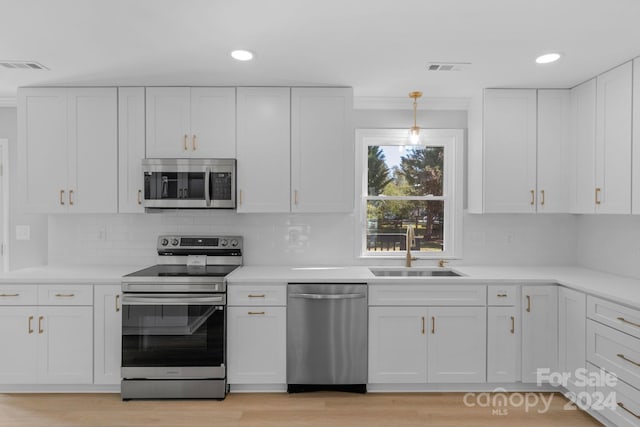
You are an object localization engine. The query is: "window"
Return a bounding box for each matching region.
[356,129,463,259]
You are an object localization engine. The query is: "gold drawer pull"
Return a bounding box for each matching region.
[496,293,508,297]
[69,190,74,206]
[183,134,189,151]
[0,293,19,297]
[617,402,640,419]
[595,187,601,205]
[248,311,265,315]
[617,317,640,329]
[38,316,44,334]
[192,134,197,151]
[137,189,142,205]
[55,293,75,297]
[617,353,640,368]
[510,316,515,334]
[28,315,34,334]
[248,294,266,298]
[421,316,425,335]
[431,316,435,334]
[60,189,65,205]
[540,190,545,206]
[526,295,531,312]
[530,190,535,205]
[115,294,121,312]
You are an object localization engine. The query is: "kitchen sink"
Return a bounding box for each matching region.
[369,268,462,277]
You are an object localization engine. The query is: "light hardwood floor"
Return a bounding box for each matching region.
[0,392,601,427]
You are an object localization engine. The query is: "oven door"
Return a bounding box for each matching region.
[121,293,225,379]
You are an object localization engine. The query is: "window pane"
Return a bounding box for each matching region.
[368,146,444,197]
[366,200,444,252]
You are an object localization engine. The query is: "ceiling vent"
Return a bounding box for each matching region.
[427,62,470,72]
[0,61,49,70]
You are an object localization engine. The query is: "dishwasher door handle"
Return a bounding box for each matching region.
[289,293,366,300]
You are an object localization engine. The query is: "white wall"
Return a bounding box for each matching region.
[0,107,47,270]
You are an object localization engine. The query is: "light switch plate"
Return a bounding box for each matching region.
[16,225,30,241]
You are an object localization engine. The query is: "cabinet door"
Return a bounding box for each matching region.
[17,88,68,213]
[558,287,586,396]
[537,90,570,213]
[291,88,353,213]
[595,61,632,214]
[570,79,597,213]
[483,89,537,213]
[68,88,118,213]
[227,306,286,384]
[236,87,291,213]
[427,306,486,383]
[0,307,37,383]
[146,87,191,157]
[487,306,519,383]
[632,58,640,214]
[94,285,122,385]
[118,87,146,213]
[368,306,427,383]
[37,306,93,384]
[190,87,236,158]
[521,285,558,383]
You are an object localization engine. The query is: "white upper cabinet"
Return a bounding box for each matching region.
[146,87,236,158]
[236,87,291,213]
[291,87,353,213]
[595,61,632,213]
[483,89,537,213]
[633,58,640,214]
[118,87,145,213]
[537,90,570,213]
[570,79,597,213]
[18,87,118,213]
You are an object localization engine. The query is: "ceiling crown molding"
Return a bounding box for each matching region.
[0,96,17,107]
[354,96,470,111]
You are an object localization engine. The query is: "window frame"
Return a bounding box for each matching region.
[355,128,464,259]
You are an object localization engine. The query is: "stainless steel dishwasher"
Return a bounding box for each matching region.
[287,283,367,393]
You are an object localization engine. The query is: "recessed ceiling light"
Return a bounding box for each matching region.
[231,50,254,61]
[535,53,561,64]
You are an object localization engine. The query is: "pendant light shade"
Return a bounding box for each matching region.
[409,91,422,144]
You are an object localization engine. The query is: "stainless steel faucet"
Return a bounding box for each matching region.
[405,225,416,267]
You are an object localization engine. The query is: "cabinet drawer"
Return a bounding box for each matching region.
[369,285,486,306]
[0,285,37,305]
[586,362,640,427]
[37,285,93,306]
[487,285,518,306]
[588,295,640,340]
[228,285,286,306]
[587,320,640,390]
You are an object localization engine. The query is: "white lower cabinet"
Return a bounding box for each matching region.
[94,285,122,385]
[487,306,519,383]
[558,287,586,395]
[521,285,558,383]
[0,306,38,383]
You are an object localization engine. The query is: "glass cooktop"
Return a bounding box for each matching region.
[125,264,238,278]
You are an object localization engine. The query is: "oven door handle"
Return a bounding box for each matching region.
[121,295,225,306]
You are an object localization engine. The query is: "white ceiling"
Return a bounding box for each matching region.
[1,0,639,102]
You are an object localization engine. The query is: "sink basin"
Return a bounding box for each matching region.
[369,268,462,277]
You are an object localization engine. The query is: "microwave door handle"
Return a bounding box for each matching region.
[205,168,211,207]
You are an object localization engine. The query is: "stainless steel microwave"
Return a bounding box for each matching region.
[142,159,236,209]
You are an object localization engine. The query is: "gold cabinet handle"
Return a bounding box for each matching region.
[248,311,265,315]
[183,134,188,151]
[294,190,299,205]
[530,190,535,206]
[55,293,75,297]
[115,294,121,312]
[617,317,640,328]
[248,294,266,298]
[526,295,531,313]
[595,187,601,205]
[60,190,65,205]
[496,293,508,298]
[137,189,142,205]
[28,315,34,334]
[239,190,243,206]
[431,316,436,334]
[192,134,197,151]
[510,316,515,334]
[38,316,44,334]
[540,190,545,206]
[0,293,19,297]
[69,190,74,206]
[421,316,425,335]
[617,353,640,367]
[617,402,640,419]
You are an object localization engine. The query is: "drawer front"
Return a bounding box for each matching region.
[487,285,518,306]
[369,285,486,306]
[0,285,37,305]
[228,285,286,306]
[587,320,640,390]
[37,285,93,306]
[588,295,640,340]
[586,362,640,427]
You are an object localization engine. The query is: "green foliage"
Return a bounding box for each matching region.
[367,146,393,196]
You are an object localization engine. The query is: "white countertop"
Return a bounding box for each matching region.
[0,265,144,284]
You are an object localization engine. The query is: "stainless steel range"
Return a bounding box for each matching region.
[120,235,242,400]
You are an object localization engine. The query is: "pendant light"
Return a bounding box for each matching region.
[409,91,422,144]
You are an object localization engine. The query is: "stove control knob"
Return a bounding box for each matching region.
[220,239,228,247]
[161,238,169,246]
[230,239,238,247]
[171,238,179,246]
